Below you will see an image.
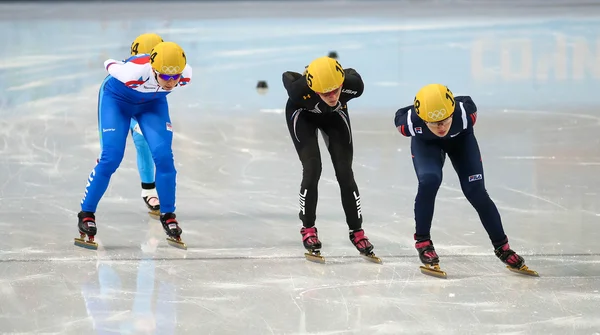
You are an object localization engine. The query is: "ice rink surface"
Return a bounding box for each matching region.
[1,1,600,334]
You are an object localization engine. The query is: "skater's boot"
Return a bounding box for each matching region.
[494,240,538,276]
[142,188,160,218]
[74,211,98,249]
[415,237,446,278]
[350,229,381,263]
[494,241,524,269]
[301,227,321,251]
[160,213,182,238]
[415,239,439,266]
[160,213,186,249]
[301,226,324,263]
[349,229,373,255]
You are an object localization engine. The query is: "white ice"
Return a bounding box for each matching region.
[0,1,599,334]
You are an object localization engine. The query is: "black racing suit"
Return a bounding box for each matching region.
[282,69,365,230]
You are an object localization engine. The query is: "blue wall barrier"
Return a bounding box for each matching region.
[0,15,598,112]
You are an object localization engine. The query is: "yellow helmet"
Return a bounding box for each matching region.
[130,33,163,56]
[149,41,187,75]
[413,84,456,123]
[305,56,345,93]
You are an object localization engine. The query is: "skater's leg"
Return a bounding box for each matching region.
[130,118,159,212]
[96,76,110,154]
[285,100,321,229]
[78,78,109,246]
[320,108,375,256]
[130,118,156,185]
[135,99,176,214]
[76,88,130,248]
[285,101,322,253]
[447,133,530,271]
[411,137,445,240]
[81,92,131,213]
[410,138,445,269]
[446,132,506,246]
[320,109,362,230]
[135,99,184,247]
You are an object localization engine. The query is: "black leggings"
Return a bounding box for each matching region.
[285,101,362,230]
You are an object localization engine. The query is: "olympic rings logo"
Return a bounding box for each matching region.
[161,65,181,74]
[428,109,447,121]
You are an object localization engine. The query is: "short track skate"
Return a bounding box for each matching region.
[142,192,160,220]
[349,229,382,264]
[301,227,323,263]
[160,213,187,250]
[148,209,160,220]
[166,236,187,250]
[75,212,98,250]
[361,252,382,264]
[495,242,539,277]
[304,249,325,263]
[507,264,539,277]
[414,239,446,278]
[74,234,98,250]
[420,263,447,279]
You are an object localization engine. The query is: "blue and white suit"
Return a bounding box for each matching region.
[82,54,192,214]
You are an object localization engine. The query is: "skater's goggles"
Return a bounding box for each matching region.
[316,86,341,97]
[425,115,453,127]
[154,70,182,81]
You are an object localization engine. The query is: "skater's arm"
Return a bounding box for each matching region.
[456,96,478,126]
[394,105,414,137]
[283,71,318,106]
[341,68,364,99]
[104,58,148,85]
[282,71,308,101]
[104,59,124,72]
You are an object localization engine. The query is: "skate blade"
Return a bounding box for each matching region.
[361,253,383,264]
[420,264,447,279]
[148,210,160,220]
[166,237,187,250]
[508,265,539,277]
[304,251,325,264]
[74,237,98,250]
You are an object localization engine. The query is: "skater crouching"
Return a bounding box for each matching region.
[282,56,380,263]
[75,41,192,250]
[394,83,537,277]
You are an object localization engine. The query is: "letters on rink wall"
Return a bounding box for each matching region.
[466,19,600,109]
[472,35,598,83]
[0,18,598,111]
